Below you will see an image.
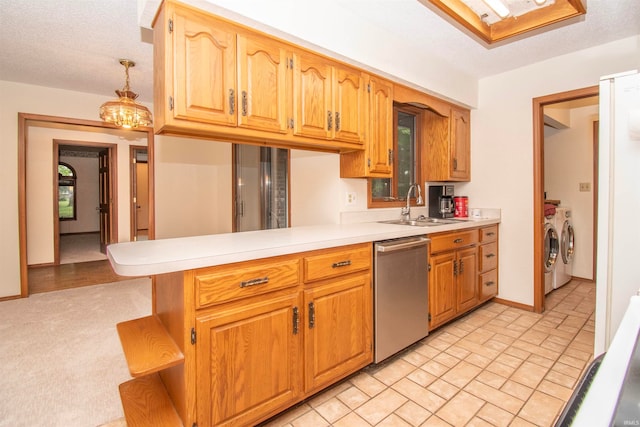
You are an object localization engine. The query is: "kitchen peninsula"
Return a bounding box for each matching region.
[108,218,499,427]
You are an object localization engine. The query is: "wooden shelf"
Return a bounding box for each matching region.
[117,315,184,377]
[119,373,183,427]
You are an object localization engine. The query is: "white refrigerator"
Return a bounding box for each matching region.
[595,70,640,356]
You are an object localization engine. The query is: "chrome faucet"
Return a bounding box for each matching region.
[401,183,423,220]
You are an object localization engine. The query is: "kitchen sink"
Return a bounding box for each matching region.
[378,217,466,227]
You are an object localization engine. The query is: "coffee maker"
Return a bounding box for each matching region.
[428,185,455,218]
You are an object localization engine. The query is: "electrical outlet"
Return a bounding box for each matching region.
[579,182,591,192]
[346,192,356,205]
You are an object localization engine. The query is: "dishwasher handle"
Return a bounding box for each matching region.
[376,237,430,253]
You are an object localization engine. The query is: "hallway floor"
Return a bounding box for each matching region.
[264,279,595,427]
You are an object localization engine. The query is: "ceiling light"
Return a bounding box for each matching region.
[534,0,547,4]
[482,0,510,18]
[99,59,152,129]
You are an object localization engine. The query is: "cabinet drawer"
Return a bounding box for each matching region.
[479,269,498,301]
[430,230,478,254]
[479,225,498,243]
[304,244,371,283]
[195,258,300,309]
[479,242,498,272]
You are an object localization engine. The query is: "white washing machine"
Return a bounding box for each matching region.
[544,214,559,295]
[554,207,574,288]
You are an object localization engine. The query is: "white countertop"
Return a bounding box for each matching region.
[107,218,499,276]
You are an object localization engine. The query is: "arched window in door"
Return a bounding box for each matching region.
[58,162,77,220]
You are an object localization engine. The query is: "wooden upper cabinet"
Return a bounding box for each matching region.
[237,34,290,134]
[292,50,333,140]
[333,65,365,144]
[367,76,393,175]
[450,107,471,180]
[171,6,237,126]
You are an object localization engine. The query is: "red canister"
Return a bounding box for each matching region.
[454,196,468,218]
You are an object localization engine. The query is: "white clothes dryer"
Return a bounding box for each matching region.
[554,207,574,288]
[544,214,559,295]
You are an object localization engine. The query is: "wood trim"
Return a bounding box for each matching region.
[492,297,535,312]
[53,142,61,265]
[17,113,154,297]
[532,85,598,313]
[592,120,599,283]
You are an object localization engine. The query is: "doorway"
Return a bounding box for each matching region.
[18,113,155,297]
[54,141,116,265]
[533,86,599,313]
[130,146,149,241]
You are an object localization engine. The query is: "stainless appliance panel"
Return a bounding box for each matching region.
[374,236,429,363]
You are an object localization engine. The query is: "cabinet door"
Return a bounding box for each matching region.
[237,34,289,133]
[172,8,237,126]
[428,251,456,329]
[196,293,302,427]
[456,246,478,313]
[367,76,393,175]
[293,51,332,139]
[333,65,365,144]
[450,107,470,180]
[304,274,372,394]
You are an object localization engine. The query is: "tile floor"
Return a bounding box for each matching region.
[264,279,595,427]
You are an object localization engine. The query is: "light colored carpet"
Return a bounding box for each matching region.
[60,233,108,264]
[0,278,151,427]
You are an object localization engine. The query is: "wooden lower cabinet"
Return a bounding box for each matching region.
[195,292,302,427]
[117,243,372,427]
[304,273,372,394]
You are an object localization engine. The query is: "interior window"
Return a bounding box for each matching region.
[369,104,421,207]
[58,162,77,221]
[233,144,290,232]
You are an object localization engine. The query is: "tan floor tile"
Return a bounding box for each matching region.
[486,360,518,378]
[427,378,459,400]
[392,377,446,413]
[354,388,407,425]
[465,380,525,414]
[350,372,387,397]
[510,361,549,388]
[455,339,501,360]
[465,352,492,369]
[476,403,515,427]
[406,368,437,387]
[402,350,430,367]
[314,397,351,424]
[511,340,561,362]
[441,361,482,388]
[435,390,484,426]
[503,346,531,361]
[427,337,455,352]
[332,412,371,427]
[413,343,441,359]
[444,345,471,360]
[527,353,555,369]
[501,380,534,401]
[508,417,539,427]
[541,339,568,353]
[421,359,450,377]
[544,369,577,389]
[308,381,352,407]
[374,358,418,386]
[517,391,565,426]
[561,347,592,362]
[552,362,582,379]
[436,331,465,345]
[465,328,495,344]
[492,333,517,346]
[537,379,574,401]
[476,370,508,389]
[291,409,329,427]
[485,338,510,353]
[444,325,472,338]
[337,385,370,410]
[520,329,549,345]
[433,352,460,368]
[495,352,526,368]
[557,354,588,370]
[420,415,452,426]
[395,400,431,426]
[378,414,412,427]
[265,403,312,425]
[466,417,494,427]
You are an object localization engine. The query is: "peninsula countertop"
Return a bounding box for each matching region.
[107,218,500,276]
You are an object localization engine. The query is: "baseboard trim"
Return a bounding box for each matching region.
[492,297,535,312]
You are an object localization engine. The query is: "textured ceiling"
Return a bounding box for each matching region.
[0,0,638,105]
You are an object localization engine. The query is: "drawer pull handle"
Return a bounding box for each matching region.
[240,276,269,288]
[485,253,496,258]
[308,302,315,329]
[485,281,495,286]
[486,232,495,236]
[293,307,299,335]
[453,238,464,244]
[332,260,351,268]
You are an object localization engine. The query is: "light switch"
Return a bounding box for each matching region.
[579,182,591,192]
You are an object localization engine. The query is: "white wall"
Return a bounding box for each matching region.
[460,36,639,307]
[544,105,598,280]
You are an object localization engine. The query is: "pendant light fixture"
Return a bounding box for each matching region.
[99,59,152,129]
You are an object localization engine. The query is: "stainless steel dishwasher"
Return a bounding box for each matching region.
[374,235,430,363]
